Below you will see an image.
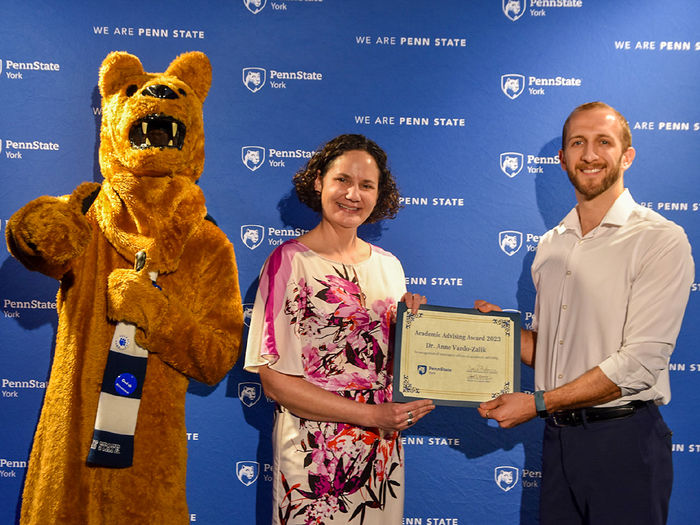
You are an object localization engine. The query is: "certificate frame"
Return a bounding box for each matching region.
[392,304,521,407]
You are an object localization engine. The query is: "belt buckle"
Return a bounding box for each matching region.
[549,414,564,427]
[550,411,571,427]
[549,409,584,427]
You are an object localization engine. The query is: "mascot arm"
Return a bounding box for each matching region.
[107,241,243,385]
[5,182,101,280]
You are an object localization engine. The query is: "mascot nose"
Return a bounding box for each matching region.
[142,84,179,99]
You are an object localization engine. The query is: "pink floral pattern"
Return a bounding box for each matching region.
[278,265,402,524]
[278,416,401,524]
[246,241,407,525]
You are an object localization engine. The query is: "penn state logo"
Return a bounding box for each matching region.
[501,74,525,99]
[500,152,524,178]
[499,231,523,256]
[238,382,262,407]
[242,302,254,327]
[503,0,526,21]
[417,365,427,375]
[236,461,260,486]
[116,335,131,350]
[242,146,266,171]
[241,225,265,250]
[495,466,519,492]
[243,0,267,14]
[243,67,267,93]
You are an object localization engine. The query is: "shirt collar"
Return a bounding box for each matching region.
[556,189,635,235]
[600,189,635,227]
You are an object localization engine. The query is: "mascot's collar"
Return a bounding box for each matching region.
[91,173,207,273]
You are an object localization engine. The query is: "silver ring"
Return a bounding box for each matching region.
[407,410,414,419]
[407,418,413,425]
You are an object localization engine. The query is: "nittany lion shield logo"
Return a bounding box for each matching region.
[242,303,254,327]
[241,225,264,250]
[495,466,519,492]
[500,152,524,178]
[243,0,267,15]
[503,0,526,21]
[243,67,267,93]
[115,335,131,351]
[238,382,262,407]
[236,461,260,486]
[499,231,523,256]
[501,74,525,99]
[242,146,266,171]
[417,365,427,375]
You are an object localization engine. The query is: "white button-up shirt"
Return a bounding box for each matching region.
[531,190,694,406]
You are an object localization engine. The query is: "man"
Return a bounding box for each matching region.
[476,101,694,525]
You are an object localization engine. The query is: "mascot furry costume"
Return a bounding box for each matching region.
[5,51,243,524]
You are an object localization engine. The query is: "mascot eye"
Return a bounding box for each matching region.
[178,88,187,96]
[143,84,178,99]
[126,85,138,97]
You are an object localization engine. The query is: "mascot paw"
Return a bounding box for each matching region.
[107,268,165,332]
[6,182,101,278]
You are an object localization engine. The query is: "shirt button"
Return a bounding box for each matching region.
[558,374,563,379]
[566,270,571,276]
[562,305,567,310]
[559,340,564,345]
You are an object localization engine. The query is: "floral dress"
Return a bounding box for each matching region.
[245,239,407,525]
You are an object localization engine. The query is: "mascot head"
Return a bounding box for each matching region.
[98,51,211,181]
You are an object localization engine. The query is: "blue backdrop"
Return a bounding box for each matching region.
[1,1,698,523]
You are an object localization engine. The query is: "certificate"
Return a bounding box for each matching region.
[392,304,521,407]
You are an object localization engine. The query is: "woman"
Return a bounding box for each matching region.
[244,134,434,524]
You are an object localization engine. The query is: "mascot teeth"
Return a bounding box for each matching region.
[129,114,186,150]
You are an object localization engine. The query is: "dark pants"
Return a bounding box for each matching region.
[540,402,673,525]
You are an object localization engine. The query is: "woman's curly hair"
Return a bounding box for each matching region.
[293,134,401,224]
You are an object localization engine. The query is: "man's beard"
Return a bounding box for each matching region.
[566,155,623,200]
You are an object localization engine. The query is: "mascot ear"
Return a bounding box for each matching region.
[166,52,212,102]
[99,52,144,98]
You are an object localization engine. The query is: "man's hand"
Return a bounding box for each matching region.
[478,392,536,428]
[474,299,502,313]
[475,299,537,367]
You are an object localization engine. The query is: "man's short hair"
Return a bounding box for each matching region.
[561,101,632,151]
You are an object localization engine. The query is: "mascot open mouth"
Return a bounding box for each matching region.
[129,114,186,150]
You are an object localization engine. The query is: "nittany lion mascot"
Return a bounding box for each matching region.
[6,51,243,524]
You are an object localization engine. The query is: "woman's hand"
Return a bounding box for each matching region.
[367,399,435,433]
[402,292,427,314]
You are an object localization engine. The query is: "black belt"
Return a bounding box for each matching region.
[546,400,651,427]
